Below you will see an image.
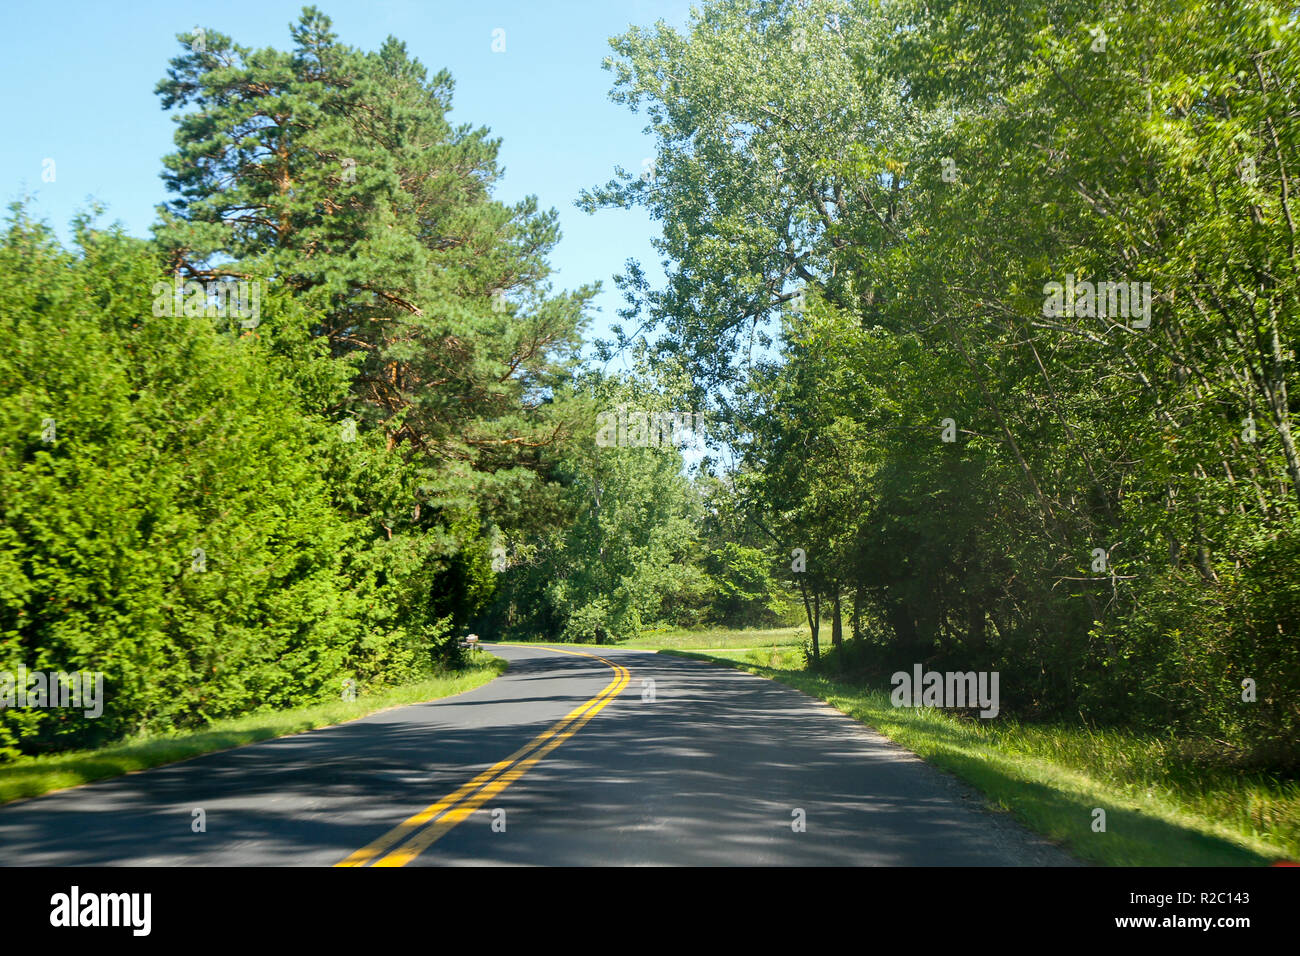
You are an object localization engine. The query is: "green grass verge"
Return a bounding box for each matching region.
[497,626,806,652]
[0,655,508,806]
[622,625,806,650]
[662,646,1298,867]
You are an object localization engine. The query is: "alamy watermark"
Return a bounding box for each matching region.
[0,667,104,718]
[595,406,706,449]
[1042,273,1151,328]
[890,665,999,718]
[151,277,262,329]
[50,886,150,936]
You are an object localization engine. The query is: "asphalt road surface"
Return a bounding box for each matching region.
[0,644,1076,866]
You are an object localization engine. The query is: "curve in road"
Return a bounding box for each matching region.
[0,644,1075,866]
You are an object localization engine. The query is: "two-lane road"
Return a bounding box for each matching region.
[0,645,1074,866]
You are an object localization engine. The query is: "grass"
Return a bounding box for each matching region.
[500,625,807,652]
[622,625,805,650]
[0,655,507,806]
[661,643,1299,867]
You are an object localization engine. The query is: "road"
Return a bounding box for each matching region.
[0,644,1075,865]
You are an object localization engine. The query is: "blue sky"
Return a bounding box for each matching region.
[0,0,694,361]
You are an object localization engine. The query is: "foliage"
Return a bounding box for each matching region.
[588,0,1300,763]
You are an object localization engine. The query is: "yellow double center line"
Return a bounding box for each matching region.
[335,645,630,867]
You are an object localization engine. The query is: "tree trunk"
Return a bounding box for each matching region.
[798,577,820,663]
[852,582,864,641]
[832,590,843,650]
[812,593,821,662]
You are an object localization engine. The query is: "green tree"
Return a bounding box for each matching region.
[481,372,707,643]
[588,0,1300,758]
[0,210,367,756]
[153,7,597,628]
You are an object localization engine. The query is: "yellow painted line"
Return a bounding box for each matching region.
[335,645,628,867]
[336,652,623,867]
[372,665,629,866]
